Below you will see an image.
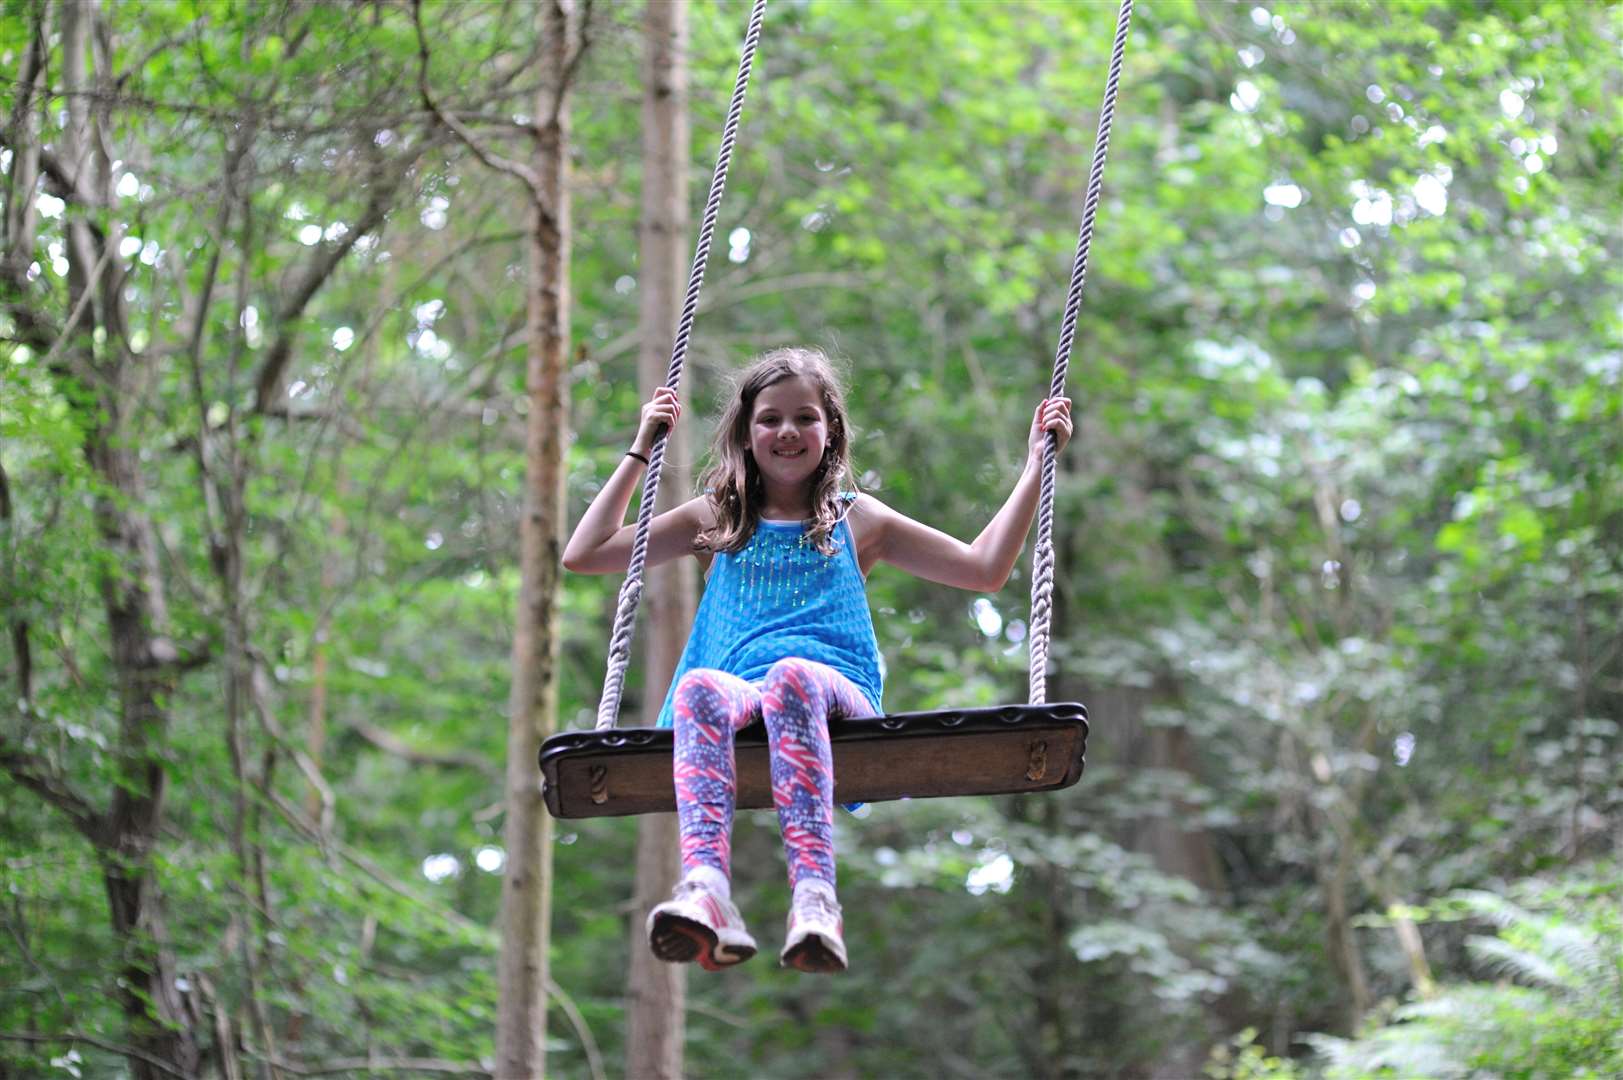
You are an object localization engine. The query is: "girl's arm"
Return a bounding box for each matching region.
[562,387,714,574]
[856,398,1072,592]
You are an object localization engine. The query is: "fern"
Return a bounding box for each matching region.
[1313,866,1623,1080]
[1465,935,1566,990]
[1307,1028,1463,1079]
[1542,923,1610,981]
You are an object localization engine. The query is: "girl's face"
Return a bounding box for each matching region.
[747,374,829,488]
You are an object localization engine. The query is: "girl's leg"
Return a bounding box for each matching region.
[671,668,760,881]
[759,657,876,891]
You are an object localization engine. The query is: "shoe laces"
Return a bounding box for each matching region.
[674,876,740,921]
[674,877,719,903]
[792,887,840,927]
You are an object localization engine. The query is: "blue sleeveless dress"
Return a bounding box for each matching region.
[655,498,884,728]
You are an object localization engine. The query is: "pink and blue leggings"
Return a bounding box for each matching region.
[671,658,876,890]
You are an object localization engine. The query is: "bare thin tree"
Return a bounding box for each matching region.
[491,2,581,1074]
[411,0,587,1071]
[625,1,695,1074]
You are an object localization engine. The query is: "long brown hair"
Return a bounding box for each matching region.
[695,347,856,556]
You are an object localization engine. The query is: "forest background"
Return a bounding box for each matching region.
[2,0,1619,1078]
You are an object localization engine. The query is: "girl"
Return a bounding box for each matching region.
[563,347,1071,974]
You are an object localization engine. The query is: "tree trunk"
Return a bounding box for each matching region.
[1028,527,1086,1080]
[494,1,574,1075]
[1318,842,1372,1033]
[1099,451,1227,895]
[625,2,694,1074]
[305,487,343,823]
[60,2,202,1074]
[1036,392,1231,1077]
[1028,793,1070,1080]
[1108,684,1225,894]
[0,462,29,704]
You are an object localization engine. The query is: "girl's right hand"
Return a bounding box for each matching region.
[632,386,682,455]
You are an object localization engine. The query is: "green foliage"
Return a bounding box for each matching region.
[1207,1027,1307,1080]
[1313,871,1623,1079]
[3,0,1620,1075]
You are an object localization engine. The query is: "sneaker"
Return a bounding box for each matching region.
[780,879,847,973]
[645,866,757,971]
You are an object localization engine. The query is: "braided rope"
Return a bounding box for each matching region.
[1029,0,1134,705]
[597,0,768,730]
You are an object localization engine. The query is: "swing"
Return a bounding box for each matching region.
[540,0,1135,821]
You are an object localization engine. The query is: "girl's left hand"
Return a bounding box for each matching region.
[1026,397,1073,466]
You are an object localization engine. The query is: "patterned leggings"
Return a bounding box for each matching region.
[671,658,876,890]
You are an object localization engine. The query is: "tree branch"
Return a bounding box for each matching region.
[0,261,64,358]
[0,458,32,702]
[6,140,105,227]
[247,656,338,837]
[253,1056,490,1078]
[37,233,115,366]
[0,735,103,845]
[552,977,607,1080]
[0,1031,193,1079]
[2,903,72,1015]
[252,156,414,412]
[412,0,538,189]
[136,634,213,673]
[2,1,48,275]
[348,718,501,780]
[260,791,597,1080]
[547,0,595,130]
[262,786,490,942]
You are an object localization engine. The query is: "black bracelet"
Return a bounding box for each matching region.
[626,450,651,466]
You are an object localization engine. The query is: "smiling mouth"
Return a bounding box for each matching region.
[772,447,806,457]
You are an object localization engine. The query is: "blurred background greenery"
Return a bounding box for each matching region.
[2,0,1618,1076]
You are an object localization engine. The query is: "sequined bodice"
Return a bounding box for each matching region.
[728,519,840,609]
[654,508,884,727]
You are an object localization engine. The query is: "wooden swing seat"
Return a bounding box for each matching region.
[539,701,1088,820]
